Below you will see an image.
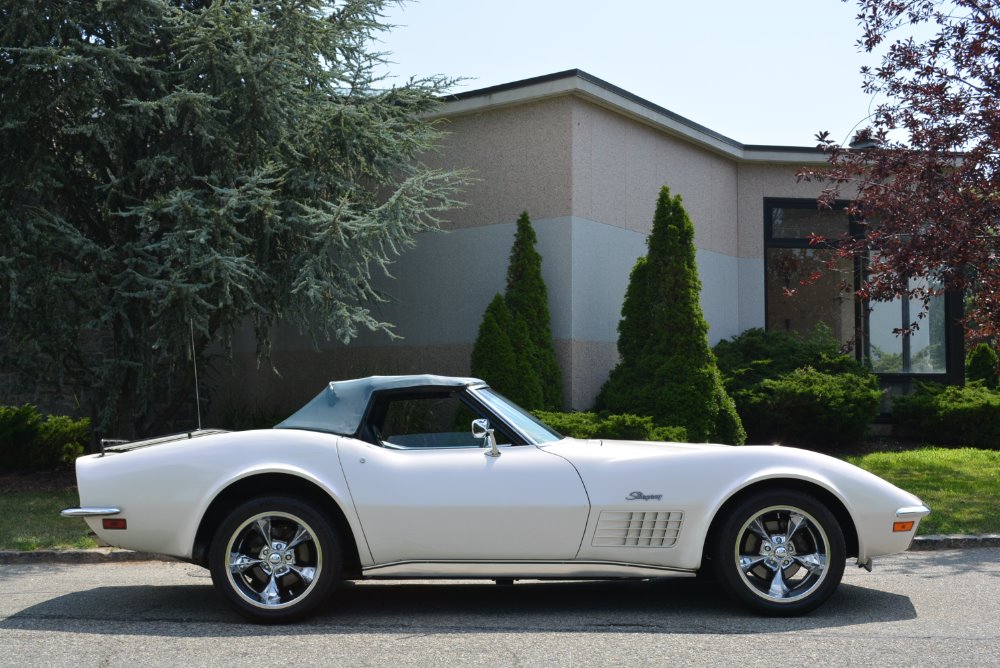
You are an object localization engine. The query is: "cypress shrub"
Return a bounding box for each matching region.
[505,211,563,410]
[596,186,745,444]
[966,343,999,389]
[470,212,562,411]
[470,294,521,402]
[509,313,545,410]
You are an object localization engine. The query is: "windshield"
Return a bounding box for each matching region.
[473,387,562,445]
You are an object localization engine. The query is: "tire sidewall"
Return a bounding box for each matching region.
[711,490,846,616]
[209,495,341,623]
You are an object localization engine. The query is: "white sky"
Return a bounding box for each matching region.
[375,0,883,147]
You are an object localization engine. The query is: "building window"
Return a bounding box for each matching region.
[764,201,859,351]
[764,198,961,385]
[866,276,948,374]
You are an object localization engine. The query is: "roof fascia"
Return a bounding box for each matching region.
[432,70,828,165]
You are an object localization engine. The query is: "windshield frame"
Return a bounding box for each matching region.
[469,385,563,445]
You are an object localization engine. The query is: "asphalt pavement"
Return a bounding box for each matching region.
[1,548,998,667]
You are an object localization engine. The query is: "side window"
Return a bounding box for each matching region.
[375,392,511,449]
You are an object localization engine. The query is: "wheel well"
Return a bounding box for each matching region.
[192,473,362,577]
[701,479,859,567]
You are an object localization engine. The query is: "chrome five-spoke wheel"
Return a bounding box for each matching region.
[712,490,846,616]
[209,496,341,623]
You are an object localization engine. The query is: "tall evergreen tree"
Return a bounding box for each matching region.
[505,212,562,410]
[470,294,542,408]
[597,186,745,444]
[0,1,466,436]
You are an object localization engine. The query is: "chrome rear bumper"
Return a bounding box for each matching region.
[61,507,121,518]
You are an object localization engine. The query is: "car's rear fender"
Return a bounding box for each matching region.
[190,470,368,576]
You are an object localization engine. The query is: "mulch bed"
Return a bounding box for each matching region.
[0,467,77,494]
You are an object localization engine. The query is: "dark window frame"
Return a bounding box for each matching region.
[360,386,525,448]
[763,198,963,390]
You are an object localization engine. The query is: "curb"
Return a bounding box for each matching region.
[0,548,178,564]
[3,536,999,564]
[909,534,1000,550]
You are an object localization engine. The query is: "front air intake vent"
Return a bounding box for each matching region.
[592,511,684,548]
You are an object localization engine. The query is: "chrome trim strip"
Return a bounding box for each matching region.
[362,560,695,579]
[896,505,931,517]
[61,507,121,518]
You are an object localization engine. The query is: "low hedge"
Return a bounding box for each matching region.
[738,367,883,448]
[0,405,89,471]
[534,411,687,442]
[714,327,882,449]
[893,382,1000,449]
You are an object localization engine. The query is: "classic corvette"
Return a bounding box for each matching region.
[62,374,930,622]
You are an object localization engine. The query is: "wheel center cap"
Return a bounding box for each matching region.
[775,546,788,558]
[268,553,282,565]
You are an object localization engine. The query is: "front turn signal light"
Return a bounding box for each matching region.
[892,521,914,532]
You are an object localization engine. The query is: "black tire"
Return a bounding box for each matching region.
[710,489,846,616]
[209,495,342,623]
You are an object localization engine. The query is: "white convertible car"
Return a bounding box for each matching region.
[62,375,930,622]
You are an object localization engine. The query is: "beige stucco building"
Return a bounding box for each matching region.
[220,70,960,416]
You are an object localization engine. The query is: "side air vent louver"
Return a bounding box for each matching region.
[592,511,684,548]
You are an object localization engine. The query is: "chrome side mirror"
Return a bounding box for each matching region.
[472,418,500,458]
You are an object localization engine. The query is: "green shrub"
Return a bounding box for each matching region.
[713,326,880,446]
[0,405,89,471]
[714,325,866,396]
[650,425,688,442]
[34,415,89,469]
[893,382,1000,448]
[966,343,999,389]
[533,410,687,442]
[0,405,42,457]
[740,367,882,448]
[534,411,601,439]
[597,186,744,444]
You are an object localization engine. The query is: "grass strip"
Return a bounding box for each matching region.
[846,447,1000,535]
[0,491,97,550]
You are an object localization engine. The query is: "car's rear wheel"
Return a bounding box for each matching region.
[209,496,341,623]
[711,489,845,616]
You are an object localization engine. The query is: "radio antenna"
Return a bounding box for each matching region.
[189,319,202,431]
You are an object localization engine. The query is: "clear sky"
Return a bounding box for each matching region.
[375,0,882,147]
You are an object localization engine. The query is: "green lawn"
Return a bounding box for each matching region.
[0,447,997,551]
[0,491,97,551]
[846,447,1000,535]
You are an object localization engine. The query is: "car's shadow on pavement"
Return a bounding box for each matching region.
[2,576,916,636]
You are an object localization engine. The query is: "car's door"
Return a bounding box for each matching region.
[337,390,589,564]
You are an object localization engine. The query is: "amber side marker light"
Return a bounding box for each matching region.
[102,518,127,530]
[893,521,915,532]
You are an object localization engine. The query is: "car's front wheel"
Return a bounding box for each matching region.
[711,489,845,616]
[209,496,341,623]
